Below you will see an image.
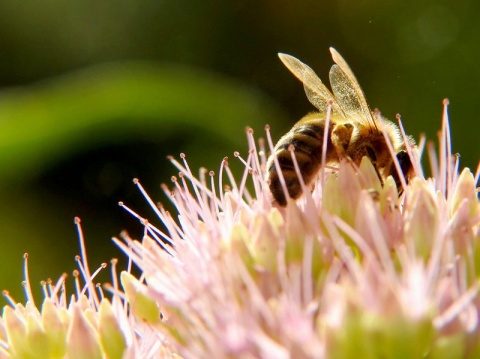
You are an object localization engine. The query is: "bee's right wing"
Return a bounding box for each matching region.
[278,53,345,117]
[329,48,378,131]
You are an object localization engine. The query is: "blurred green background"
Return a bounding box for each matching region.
[0,0,478,300]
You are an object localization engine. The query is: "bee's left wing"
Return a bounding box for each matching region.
[329,48,378,131]
[278,53,345,117]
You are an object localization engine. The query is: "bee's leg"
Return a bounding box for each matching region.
[389,150,412,194]
[366,146,384,186]
[331,123,353,158]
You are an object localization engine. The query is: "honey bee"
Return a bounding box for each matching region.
[266,48,414,206]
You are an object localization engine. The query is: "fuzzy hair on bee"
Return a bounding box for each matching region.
[266,48,415,206]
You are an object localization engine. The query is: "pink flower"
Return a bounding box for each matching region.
[114,99,480,358]
[1,99,478,359]
[0,219,175,359]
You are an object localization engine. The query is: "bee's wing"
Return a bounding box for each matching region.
[329,47,378,131]
[278,53,345,117]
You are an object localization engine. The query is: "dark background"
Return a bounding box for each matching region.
[0,0,478,300]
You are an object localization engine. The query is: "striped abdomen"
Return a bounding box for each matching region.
[266,115,332,206]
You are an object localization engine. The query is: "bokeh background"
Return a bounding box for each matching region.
[0,0,478,299]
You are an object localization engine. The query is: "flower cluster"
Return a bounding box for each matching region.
[0,219,174,359]
[1,100,479,358]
